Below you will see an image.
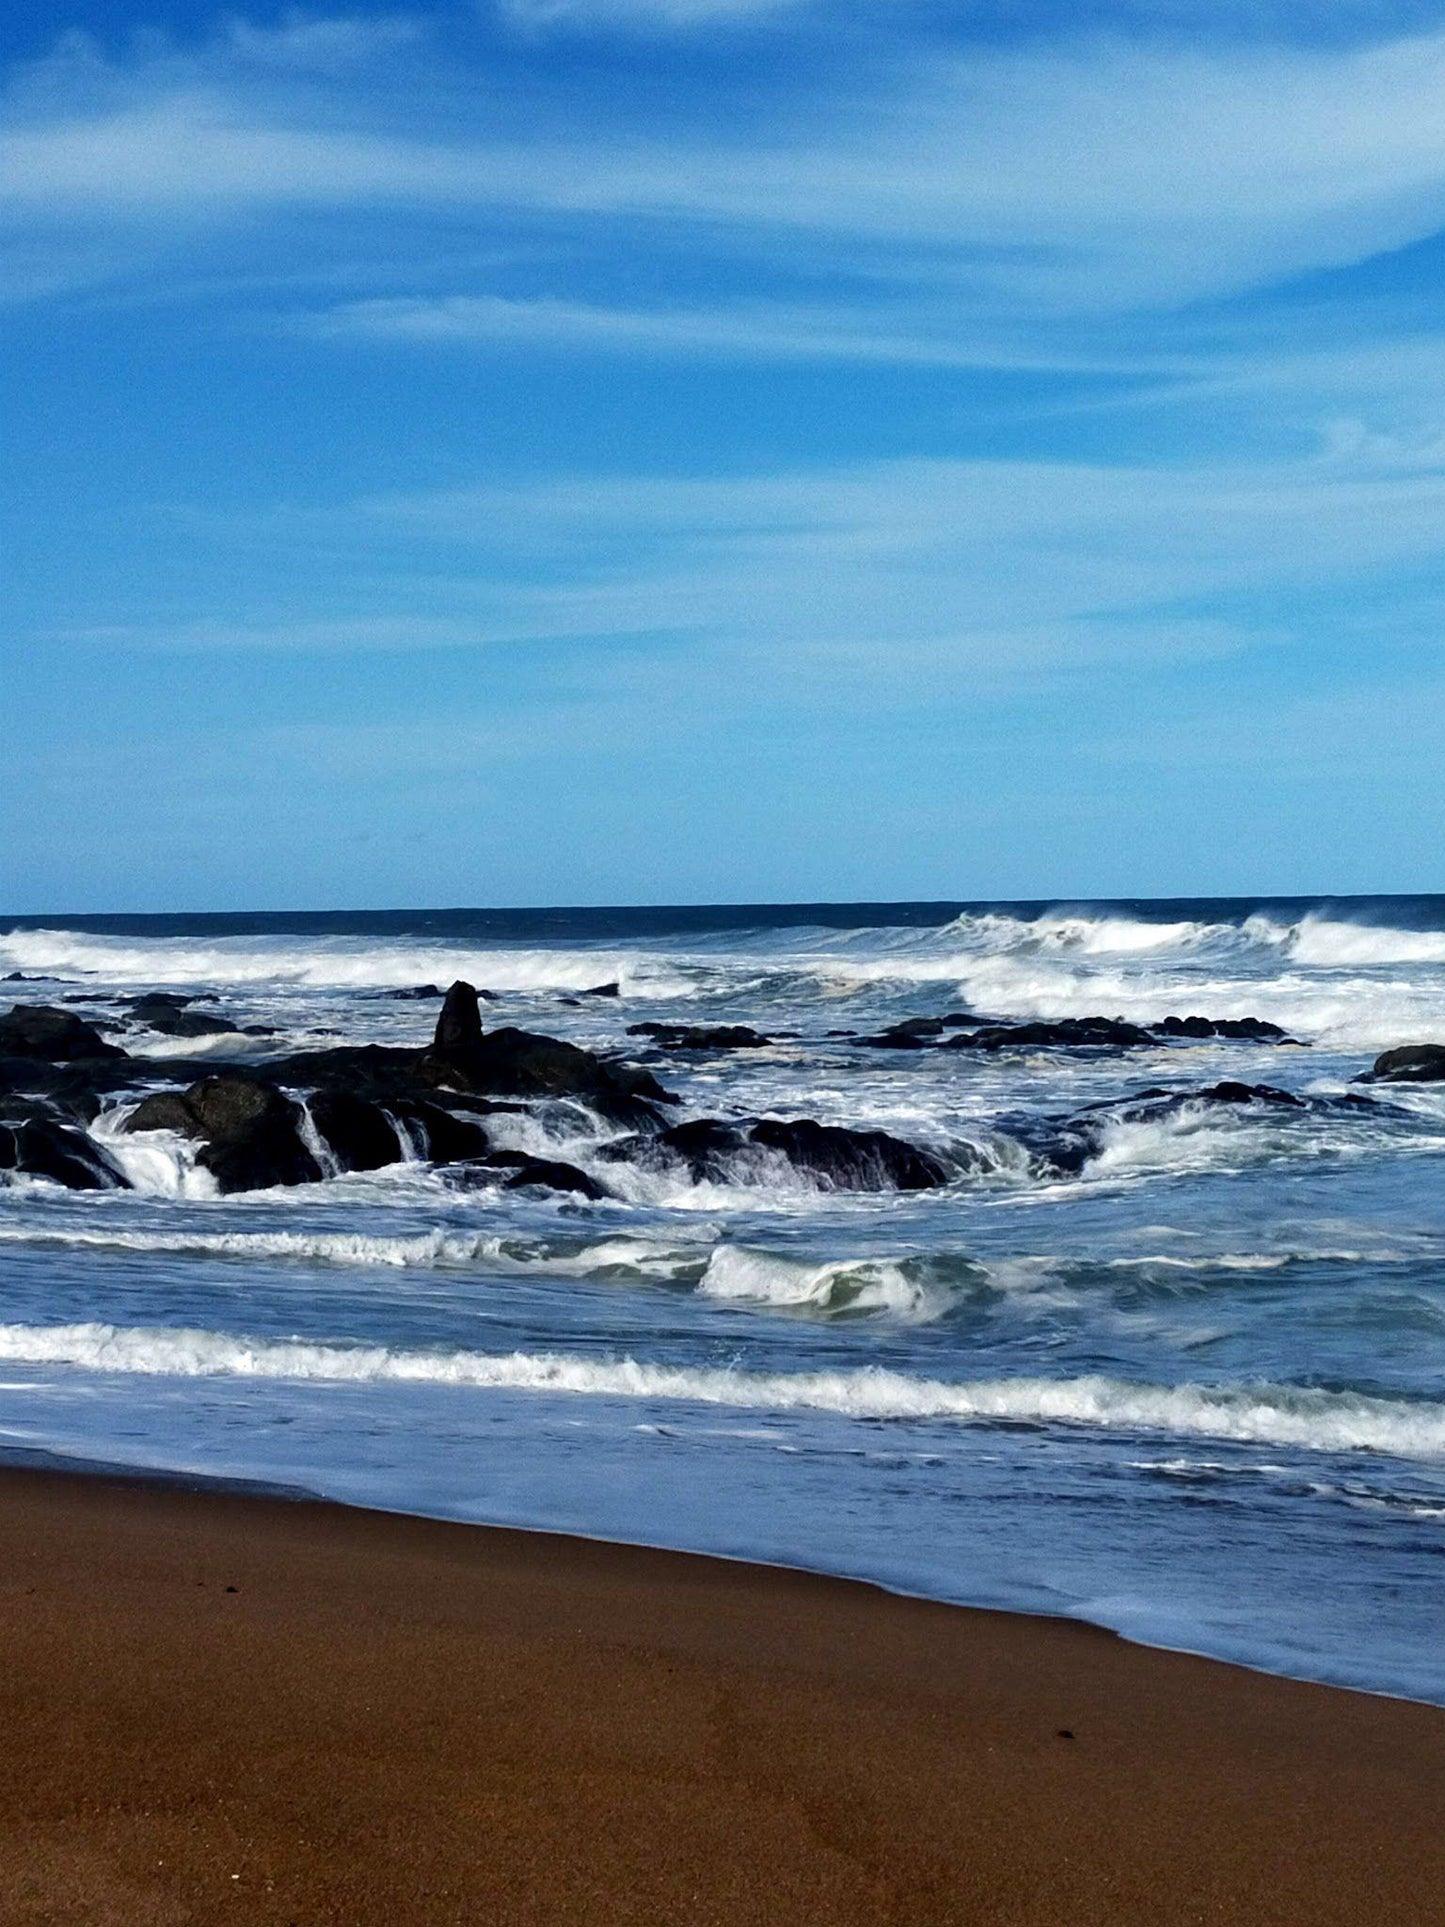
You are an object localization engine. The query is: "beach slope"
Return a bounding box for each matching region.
[0,1465,1440,1925]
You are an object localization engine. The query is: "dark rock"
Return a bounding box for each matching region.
[582,982,621,998]
[375,984,444,1001]
[262,1045,427,1100]
[445,1153,606,1199]
[0,1005,126,1062]
[627,1023,772,1051]
[944,1017,1157,1053]
[125,1092,203,1135]
[501,1155,607,1199]
[0,1117,129,1191]
[3,972,58,983]
[306,1092,404,1172]
[604,1114,951,1192]
[122,1075,321,1193]
[132,1007,242,1038]
[422,987,672,1123]
[858,1017,945,1050]
[434,980,486,1055]
[392,1101,493,1164]
[1152,1015,1295,1043]
[1365,1045,1445,1084]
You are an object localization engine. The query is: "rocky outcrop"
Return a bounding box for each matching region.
[945,1017,1158,1052]
[1153,1015,1293,1042]
[1363,1045,1445,1083]
[421,983,672,1121]
[0,1005,125,1061]
[0,1117,130,1190]
[125,1076,321,1193]
[603,1114,953,1191]
[306,1092,406,1172]
[129,995,244,1038]
[860,1012,1296,1053]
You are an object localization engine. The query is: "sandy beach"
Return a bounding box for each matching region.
[0,1465,1437,1925]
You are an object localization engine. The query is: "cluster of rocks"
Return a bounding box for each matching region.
[4,980,1443,1201]
[856,1013,1296,1052]
[0,983,952,1199]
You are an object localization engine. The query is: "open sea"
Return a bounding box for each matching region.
[3,897,1445,1701]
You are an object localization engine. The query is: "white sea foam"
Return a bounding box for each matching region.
[696,1244,948,1319]
[0,929,692,997]
[1,1321,1442,1459]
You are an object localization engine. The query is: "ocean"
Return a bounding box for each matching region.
[2,897,1444,1701]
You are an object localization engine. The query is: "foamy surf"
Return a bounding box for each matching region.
[0,1321,1442,1461]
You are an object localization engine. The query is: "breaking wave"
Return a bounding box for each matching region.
[0,928,692,997]
[1,1321,1442,1459]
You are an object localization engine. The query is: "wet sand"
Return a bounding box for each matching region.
[0,1463,1441,1925]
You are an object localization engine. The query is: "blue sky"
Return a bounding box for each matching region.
[4,0,1445,910]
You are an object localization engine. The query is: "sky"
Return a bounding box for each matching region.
[4,0,1445,911]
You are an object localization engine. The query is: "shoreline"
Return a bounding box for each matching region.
[0,1461,1441,1923]
[6,1437,1442,1713]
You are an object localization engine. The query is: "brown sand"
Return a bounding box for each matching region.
[0,1466,1440,1925]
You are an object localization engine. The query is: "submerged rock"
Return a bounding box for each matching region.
[0,1005,126,1062]
[627,1023,772,1051]
[130,1003,243,1038]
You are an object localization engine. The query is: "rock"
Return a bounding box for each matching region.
[132,1006,242,1038]
[125,1092,203,1135]
[3,972,58,983]
[627,1024,772,1051]
[433,980,486,1055]
[582,982,621,998]
[375,984,445,1001]
[123,1075,321,1193]
[500,1155,607,1199]
[858,1017,946,1050]
[1364,1045,1445,1084]
[262,1045,430,1100]
[120,991,219,1007]
[944,1017,1157,1052]
[0,1005,126,1062]
[445,1153,607,1199]
[422,986,672,1122]
[604,1114,951,1191]
[392,1102,493,1164]
[1153,1015,1295,1043]
[306,1092,405,1172]
[0,1117,129,1191]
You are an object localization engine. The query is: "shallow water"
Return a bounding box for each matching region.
[3,896,1445,1700]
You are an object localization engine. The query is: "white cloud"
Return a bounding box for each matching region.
[7,19,1445,311]
[306,291,1195,372]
